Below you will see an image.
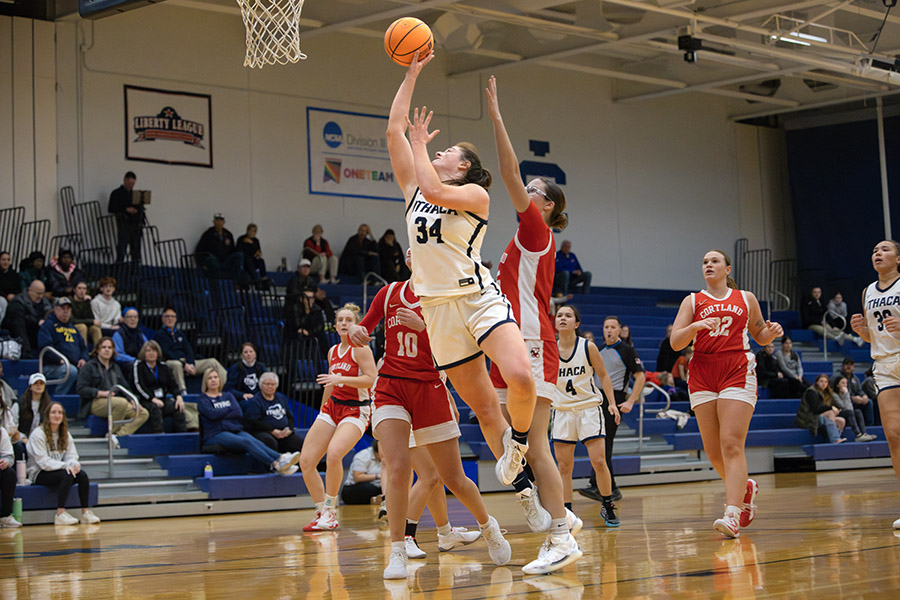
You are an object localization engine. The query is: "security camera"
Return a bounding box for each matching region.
[684,51,697,63]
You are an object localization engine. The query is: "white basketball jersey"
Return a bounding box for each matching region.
[555,337,603,410]
[406,188,494,302]
[864,278,900,360]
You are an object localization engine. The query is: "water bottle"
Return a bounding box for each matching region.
[204,463,214,479]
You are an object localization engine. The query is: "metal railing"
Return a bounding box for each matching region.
[37,347,71,385]
[362,271,389,311]
[637,382,672,453]
[821,314,847,362]
[106,385,142,478]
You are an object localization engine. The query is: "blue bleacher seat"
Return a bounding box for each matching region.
[19,483,99,510]
[195,473,307,499]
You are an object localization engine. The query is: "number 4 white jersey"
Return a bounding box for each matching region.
[865,279,900,360]
[406,187,494,302]
[555,337,604,411]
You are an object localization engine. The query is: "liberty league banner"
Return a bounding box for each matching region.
[307,107,402,201]
[125,85,213,168]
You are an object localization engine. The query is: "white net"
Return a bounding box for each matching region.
[236,0,308,68]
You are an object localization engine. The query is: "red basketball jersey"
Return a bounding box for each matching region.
[359,280,440,381]
[497,201,556,343]
[328,343,372,403]
[691,289,751,355]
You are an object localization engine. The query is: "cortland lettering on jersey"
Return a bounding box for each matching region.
[698,302,745,320]
[867,295,900,310]
[332,361,353,375]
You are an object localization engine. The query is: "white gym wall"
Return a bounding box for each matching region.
[0,6,794,289]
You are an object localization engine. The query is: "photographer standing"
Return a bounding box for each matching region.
[108,171,145,263]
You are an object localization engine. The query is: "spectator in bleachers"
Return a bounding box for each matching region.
[46,249,86,298]
[832,375,876,442]
[26,401,100,525]
[303,224,339,284]
[197,369,299,475]
[656,324,681,374]
[108,171,144,263]
[0,363,25,485]
[285,289,329,353]
[90,277,123,335]
[339,224,380,280]
[340,440,382,505]
[18,373,51,438]
[774,336,808,397]
[236,223,268,287]
[0,251,23,325]
[554,240,592,296]
[2,281,51,359]
[226,342,266,402]
[243,372,303,454]
[796,374,845,444]
[285,259,316,317]
[154,307,227,394]
[378,229,409,283]
[0,426,20,527]
[832,358,873,427]
[131,341,186,434]
[657,371,689,403]
[756,342,791,399]
[801,287,864,347]
[826,292,850,331]
[671,345,691,390]
[76,337,149,440]
[315,287,336,324]
[112,308,148,368]
[620,324,632,346]
[70,281,102,348]
[18,251,49,290]
[38,297,87,395]
[0,362,16,425]
[195,213,248,284]
[862,367,878,421]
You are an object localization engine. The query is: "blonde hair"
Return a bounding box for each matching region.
[201,368,221,394]
[337,302,362,324]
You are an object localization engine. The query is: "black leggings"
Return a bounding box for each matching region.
[253,431,304,454]
[0,467,15,517]
[340,481,381,505]
[34,469,91,509]
[590,390,626,492]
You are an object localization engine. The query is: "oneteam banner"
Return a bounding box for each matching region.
[124,85,213,168]
[306,107,402,202]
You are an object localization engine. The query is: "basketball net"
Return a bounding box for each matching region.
[236,0,308,68]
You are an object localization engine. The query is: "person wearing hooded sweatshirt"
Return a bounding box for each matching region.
[225,342,267,402]
[2,281,51,359]
[19,251,49,291]
[112,307,148,369]
[46,249,86,298]
[37,297,88,395]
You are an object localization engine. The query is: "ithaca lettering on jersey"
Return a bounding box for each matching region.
[698,302,745,319]
[867,295,900,310]
[559,365,587,378]
[409,198,459,215]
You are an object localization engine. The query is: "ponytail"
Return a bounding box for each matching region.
[726,276,738,289]
[450,142,492,190]
[536,177,568,232]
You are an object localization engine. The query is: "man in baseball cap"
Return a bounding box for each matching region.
[37,295,87,394]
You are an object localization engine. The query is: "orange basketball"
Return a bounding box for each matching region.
[385,17,433,66]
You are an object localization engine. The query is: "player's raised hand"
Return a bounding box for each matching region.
[485,75,501,121]
[396,307,425,332]
[407,106,439,146]
[406,49,434,78]
[850,313,867,335]
[348,324,371,347]
[695,317,719,332]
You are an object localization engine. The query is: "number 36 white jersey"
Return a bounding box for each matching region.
[865,279,900,360]
[406,187,494,302]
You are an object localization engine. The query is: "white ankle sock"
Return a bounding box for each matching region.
[437,523,452,536]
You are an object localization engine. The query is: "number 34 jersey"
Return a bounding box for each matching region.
[864,279,900,360]
[358,280,441,382]
[406,187,495,301]
[691,289,751,355]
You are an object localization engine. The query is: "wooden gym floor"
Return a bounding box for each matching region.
[1,469,899,599]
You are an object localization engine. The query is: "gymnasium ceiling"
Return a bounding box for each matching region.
[122,1,900,119]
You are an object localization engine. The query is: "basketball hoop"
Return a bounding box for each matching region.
[236,0,308,68]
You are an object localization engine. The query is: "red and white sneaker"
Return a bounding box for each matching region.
[303,511,323,532]
[714,506,741,539]
[739,479,758,528]
[316,509,339,530]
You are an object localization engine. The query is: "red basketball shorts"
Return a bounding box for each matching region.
[371,376,460,446]
[688,351,757,409]
[316,399,372,434]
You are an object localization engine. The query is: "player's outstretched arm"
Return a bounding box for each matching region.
[388,51,433,202]
[485,76,530,213]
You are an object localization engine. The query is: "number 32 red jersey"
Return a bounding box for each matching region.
[691,289,751,355]
[359,281,441,381]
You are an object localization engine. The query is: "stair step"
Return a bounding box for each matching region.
[81,458,154,466]
[99,479,195,489]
